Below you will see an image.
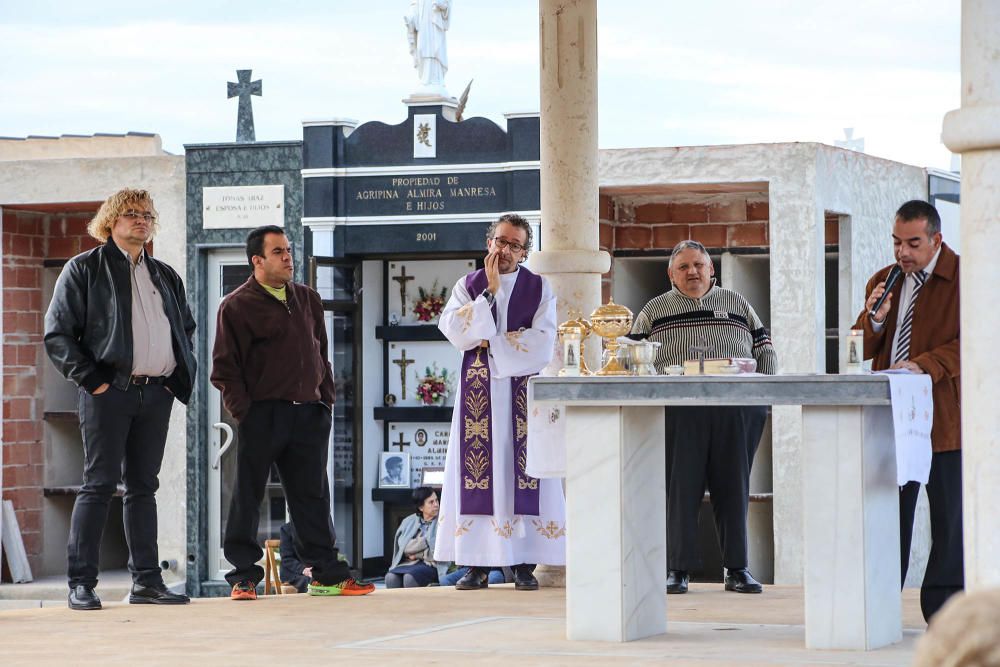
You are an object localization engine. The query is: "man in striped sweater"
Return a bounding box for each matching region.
[631,240,777,595]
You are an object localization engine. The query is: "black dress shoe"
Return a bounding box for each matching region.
[129,582,191,605]
[454,567,489,590]
[68,585,102,610]
[724,568,763,594]
[513,564,539,591]
[666,569,689,594]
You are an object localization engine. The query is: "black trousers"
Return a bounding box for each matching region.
[664,406,767,572]
[68,384,173,588]
[900,449,964,622]
[224,400,350,587]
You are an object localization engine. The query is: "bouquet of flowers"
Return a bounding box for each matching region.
[413,281,448,322]
[415,363,453,406]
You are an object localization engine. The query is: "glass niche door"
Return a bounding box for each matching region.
[310,257,363,570]
[205,250,288,580]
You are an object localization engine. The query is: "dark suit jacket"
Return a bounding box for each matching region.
[853,243,961,452]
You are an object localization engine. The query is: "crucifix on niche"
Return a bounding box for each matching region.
[392,347,415,399]
[391,265,415,316]
[392,431,410,452]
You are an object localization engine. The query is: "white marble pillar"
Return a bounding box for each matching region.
[768,175,826,586]
[530,0,611,589]
[942,0,1000,590]
[564,405,667,641]
[532,0,611,358]
[801,405,901,650]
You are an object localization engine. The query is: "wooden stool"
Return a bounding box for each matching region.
[263,539,283,595]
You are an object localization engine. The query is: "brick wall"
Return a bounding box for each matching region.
[607,194,770,254]
[599,194,614,303]
[2,208,97,572]
[3,209,46,569]
[825,213,840,245]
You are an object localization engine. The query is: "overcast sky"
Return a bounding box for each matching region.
[0,1,960,169]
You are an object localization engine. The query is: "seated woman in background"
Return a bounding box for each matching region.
[386,487,449,588]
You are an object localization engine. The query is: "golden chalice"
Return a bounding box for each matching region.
[557,316,594,376]
[590,299,633,376]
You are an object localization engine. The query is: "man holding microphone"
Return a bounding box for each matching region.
[853,200,962,622]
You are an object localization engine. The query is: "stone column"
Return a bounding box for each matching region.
[942,0,1000,590]
[529,0,611,587]
[532,0,610,362]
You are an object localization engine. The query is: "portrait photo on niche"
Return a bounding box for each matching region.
[379,452,411,488]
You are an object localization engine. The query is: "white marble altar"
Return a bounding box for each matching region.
[529,374,903,650]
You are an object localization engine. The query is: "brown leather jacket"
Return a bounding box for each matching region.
[853,243,960,452]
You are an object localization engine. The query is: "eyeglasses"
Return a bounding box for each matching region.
[122,210,156,223]
[491,237,526,253]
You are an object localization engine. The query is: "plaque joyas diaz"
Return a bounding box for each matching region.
[387,259,474,325]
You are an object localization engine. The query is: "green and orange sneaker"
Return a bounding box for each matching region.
[307,578,375,597]
[230,580,257,601]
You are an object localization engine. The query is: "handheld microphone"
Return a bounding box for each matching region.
[869,264,903,319]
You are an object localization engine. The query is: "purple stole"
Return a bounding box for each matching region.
[458,267,543,516]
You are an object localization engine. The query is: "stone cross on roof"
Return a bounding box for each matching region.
[227,69,262,143]
[834,127,865,153]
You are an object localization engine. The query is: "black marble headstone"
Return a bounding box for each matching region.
[303,104,540,257]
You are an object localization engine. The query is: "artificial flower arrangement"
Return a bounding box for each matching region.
[413,281,448,322]
[415,363,453,406]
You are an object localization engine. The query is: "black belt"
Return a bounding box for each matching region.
[130,375,166,385]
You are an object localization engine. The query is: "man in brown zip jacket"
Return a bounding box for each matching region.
[854,200,961,622]
[211,225,373,599]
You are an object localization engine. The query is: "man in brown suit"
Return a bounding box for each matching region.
[854,199,961,622]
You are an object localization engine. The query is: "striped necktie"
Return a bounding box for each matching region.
[893,270,928,364]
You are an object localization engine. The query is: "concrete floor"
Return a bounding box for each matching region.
[0,584,926,666]
[0,569,134,608]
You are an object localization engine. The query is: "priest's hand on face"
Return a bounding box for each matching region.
[485,249,501,295]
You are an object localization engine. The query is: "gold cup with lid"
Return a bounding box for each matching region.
[589,299,633,376]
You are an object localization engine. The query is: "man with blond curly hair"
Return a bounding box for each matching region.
[45,188,196,610]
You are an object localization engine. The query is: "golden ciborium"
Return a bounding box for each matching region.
[590,299,633,376]
[557,315,594,376]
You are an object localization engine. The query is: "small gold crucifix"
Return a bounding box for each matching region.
[392,347,415,398]
[688,336,715,375]
[392,265,415,316]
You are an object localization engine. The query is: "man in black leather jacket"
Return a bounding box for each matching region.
[44,188,196,610]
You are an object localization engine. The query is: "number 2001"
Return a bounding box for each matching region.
[416,232,437,242]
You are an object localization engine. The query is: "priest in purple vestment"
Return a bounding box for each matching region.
[433,213,565,591]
